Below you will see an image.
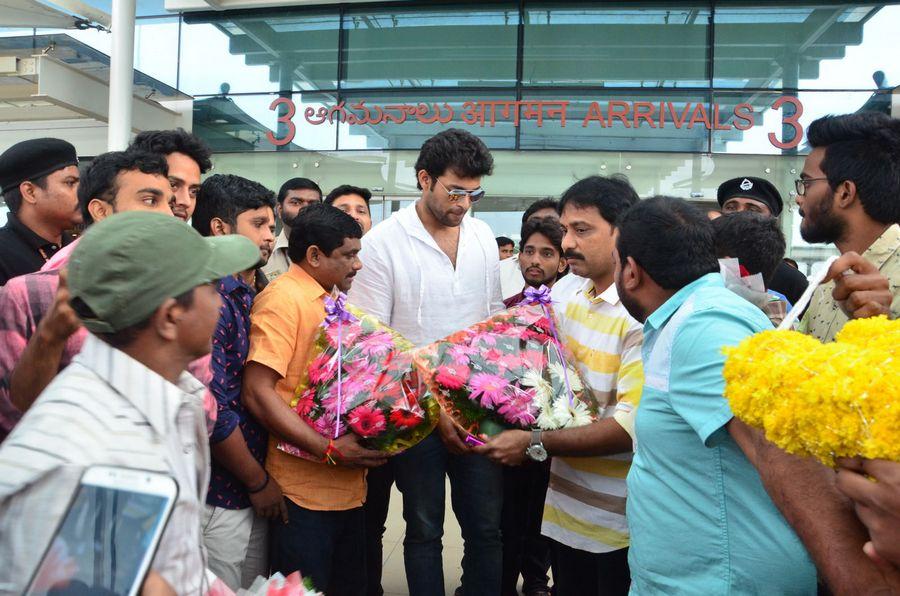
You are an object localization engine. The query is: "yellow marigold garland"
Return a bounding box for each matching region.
[723,316,900,467]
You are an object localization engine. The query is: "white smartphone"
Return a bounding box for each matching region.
[25,465,179,596]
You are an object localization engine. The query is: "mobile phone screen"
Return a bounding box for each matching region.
[26,484,171,596]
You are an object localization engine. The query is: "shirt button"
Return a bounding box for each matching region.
[183,444,193,454]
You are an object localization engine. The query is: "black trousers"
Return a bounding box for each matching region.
[550,540,629,596]
[363,461,395,596]
[501,460,552,595]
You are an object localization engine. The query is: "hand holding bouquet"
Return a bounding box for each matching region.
[724,316,900,467]
[414,285,595,443]
[278,292,439,460]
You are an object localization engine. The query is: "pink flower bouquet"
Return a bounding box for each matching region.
[278,293,439,460]
[413,286,596,442]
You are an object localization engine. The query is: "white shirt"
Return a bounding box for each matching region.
[0,334,210,595]
[261,228,290,280]
[500,255,525,300]
[349,202,504,347]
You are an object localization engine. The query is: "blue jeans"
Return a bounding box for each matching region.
[393,432,504,596]
[271,500,366,596]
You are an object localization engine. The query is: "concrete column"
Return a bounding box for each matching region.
[107,0,136,150]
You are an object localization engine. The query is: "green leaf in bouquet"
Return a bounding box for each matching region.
[479,418,508,437]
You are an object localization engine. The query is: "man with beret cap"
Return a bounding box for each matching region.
[0,211,259,594]
[717,176,809,305]
[0,138,82,285]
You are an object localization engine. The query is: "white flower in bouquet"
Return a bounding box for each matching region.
[548,361,583,395]
[551,395,592,429]
[522,369,553,402]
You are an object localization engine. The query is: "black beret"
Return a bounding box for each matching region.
[717,176,783,216]
[0,138,79,194]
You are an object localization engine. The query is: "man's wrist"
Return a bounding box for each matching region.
[36,319,69,347]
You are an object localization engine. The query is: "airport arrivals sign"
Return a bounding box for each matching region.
[267,96,803,150]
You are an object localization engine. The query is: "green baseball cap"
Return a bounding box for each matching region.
[68,211,260,333]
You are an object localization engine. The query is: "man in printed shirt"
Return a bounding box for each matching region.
[192,174,282,590]
[0,150,178,440]
[0,211,259,595]
[795,112,900,342]
[477,176,643,596]
[243,203,386,595]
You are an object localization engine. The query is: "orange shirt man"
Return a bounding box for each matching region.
[243,203,385,595]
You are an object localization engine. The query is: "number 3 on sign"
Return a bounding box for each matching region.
[267,97,296,146]
[768,96,803,150]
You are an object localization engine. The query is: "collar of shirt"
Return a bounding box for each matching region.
[75,333,206,436]
[273,229,290,252]
[4,212,69,253]
[397,202,474,254]
[578,280,621,305]
[284,263,328,302]
[645,272,722,332]
[863,223,900,270]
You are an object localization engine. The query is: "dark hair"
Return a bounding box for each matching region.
[496,236,514,248]
[192,174,275,237]
[287,203,362,264]
[3,174,48,214]
[414,128,494,190]
[806,112,900,225]
[277,177,322,204]
[522,198,559,224]
[78,151,169,225]
[129,128,213,174]
[559,175,639,225]
[519,217,564,255]
[71,289,194,349]
[712,212,786,285]
[325,184,371,207]
[616,196,719,290]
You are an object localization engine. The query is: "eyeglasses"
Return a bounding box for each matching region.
[794,177,829,196]
[435,178,485,203]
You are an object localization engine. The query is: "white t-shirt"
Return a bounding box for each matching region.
[349,203,504,347]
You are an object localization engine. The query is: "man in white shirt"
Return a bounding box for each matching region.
[0,211,258,595]
[349,129,503,596]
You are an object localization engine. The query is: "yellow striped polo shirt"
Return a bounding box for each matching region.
[542,278,644,554]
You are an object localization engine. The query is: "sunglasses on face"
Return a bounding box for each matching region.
[435,177,486,203]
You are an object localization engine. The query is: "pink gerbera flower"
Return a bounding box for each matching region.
[471,332,497,347]
[294,390,316,417]
[498,392,537,426]
[435,364,471,390]
[447,344,478,365]
[358,332,395,357]
[308,353,338,384]
[348,404,387,437]
[469,373,510,408]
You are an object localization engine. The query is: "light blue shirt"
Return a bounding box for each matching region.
[627,273,816,595]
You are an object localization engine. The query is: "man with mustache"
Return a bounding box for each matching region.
[263,177,323,280]
[243,203,385,595]
[191,174,281,590]
[129,128,213,223]
[349,129,503,596]
[476,176,643,596]
[500,198,562,300]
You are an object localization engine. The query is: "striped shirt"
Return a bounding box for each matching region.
[542,279,644,554]
[0,334,210,595]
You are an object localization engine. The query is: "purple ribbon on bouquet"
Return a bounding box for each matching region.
[323,292,358,438]
[521,285,575,404]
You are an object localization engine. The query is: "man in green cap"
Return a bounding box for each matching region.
[0,211,259,595]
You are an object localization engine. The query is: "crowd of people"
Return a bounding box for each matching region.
[0,110,897,596]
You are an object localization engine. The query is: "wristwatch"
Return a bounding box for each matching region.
[525,429,548,462]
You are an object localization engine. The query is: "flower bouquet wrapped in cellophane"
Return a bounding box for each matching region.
[206,570,322,595]
[277,292,439,460]
[724,315,900,467]
[413,286,596,444]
